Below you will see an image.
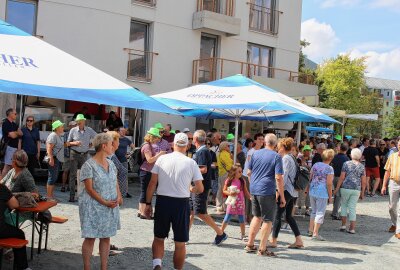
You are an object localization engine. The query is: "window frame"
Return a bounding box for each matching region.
[5,0,38,35]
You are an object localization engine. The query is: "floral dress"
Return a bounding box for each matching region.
[225,179,245,216]
[79,158,121,238]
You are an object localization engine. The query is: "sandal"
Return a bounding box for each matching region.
[110,244,119,251]
[307,231,313,237]
[288,243,304,249]
[108,250,118,256]
[257,249,276,257]
[244,245,257,253]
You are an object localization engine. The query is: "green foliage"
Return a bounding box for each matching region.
[384,107,400,138]
[299,39,310,72]
[316,54,382,137]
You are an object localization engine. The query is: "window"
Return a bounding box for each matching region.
[249,0,278,34]
[247,43,273,77]
[6,0,37,35]
[127,21,151,81]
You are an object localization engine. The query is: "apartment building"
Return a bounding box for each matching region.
[366,77,400,137]
[0,0,317,138]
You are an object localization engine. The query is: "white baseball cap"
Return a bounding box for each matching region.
[174,132,189,147]
[183,128,190,133]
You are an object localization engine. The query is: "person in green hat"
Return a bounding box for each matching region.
[137,127,166,219]
[334,135,342,142]
[154,123,172,153]
[45,120,65,200]
[227,133,235,152]
[67,114,97,202]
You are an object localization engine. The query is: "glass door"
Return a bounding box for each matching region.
[199,34,218,83]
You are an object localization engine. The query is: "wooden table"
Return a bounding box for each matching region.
[15,201,57,260]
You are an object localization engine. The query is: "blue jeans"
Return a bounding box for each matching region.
[47,159,60,185]
[223,214,245,224]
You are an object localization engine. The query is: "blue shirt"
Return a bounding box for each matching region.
[341,161,365,191]
[309,162,334,199]
[21,127,40,155]
[249,149,283,196]
[192,145,212,190]
[115,137,132,163]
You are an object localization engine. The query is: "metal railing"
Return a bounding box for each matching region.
[248,2,280,35]
[192,58,314,85]
[132,0,156,7]
[124,48,158,82]
[197,0,235,16]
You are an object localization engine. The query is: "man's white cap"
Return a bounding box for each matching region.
[174,133,189,147]
[183,128,190,133]
[68,121,77,126]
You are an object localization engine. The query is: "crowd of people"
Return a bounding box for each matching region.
[1,107,400,269]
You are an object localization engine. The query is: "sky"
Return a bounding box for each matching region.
[301,0,400,81]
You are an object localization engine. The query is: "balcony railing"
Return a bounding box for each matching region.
[132,0,156,7]
[248,2,280,35]
[192,58,314,85]
[197,0,235,16]
[124,48,158,82]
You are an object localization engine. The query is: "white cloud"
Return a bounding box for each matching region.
[347,48,400,80]
[369,0,400,12]
[351,41,396,52]
[301,18,340,61]
[320,0,361,8]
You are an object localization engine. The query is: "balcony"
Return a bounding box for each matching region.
[132,0,156,7]
[248,2,280,35]
[124,48,158,83]
[192,58,314,85]
[193,0,241,36]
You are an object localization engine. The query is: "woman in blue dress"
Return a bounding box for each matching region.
[79,133,122,270]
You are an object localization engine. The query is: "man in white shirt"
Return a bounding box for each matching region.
[145,133,204,270]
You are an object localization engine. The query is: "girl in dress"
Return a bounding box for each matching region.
[220,165,251,240]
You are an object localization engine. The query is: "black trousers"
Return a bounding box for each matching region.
[0,223,29,270]
[27,154,39,176]
[272,191,301,238]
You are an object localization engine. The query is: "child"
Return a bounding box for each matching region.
[220,165,251,240]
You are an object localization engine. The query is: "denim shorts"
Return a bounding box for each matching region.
[47,158,60,185]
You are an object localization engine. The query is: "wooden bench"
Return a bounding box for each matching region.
[0,238,29,270]
[42,216,68,251]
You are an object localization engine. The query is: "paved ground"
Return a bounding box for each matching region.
[3,179,399,270]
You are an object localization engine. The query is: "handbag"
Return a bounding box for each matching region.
[0,136,8,159]
[13,192,38,208]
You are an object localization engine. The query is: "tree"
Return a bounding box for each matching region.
[299,39,310,72]
[384,107,400,138]
[316,54,382,136]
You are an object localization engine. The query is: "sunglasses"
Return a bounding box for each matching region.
[380,144,386,146]
[188,138,193,140]
[26,119,34,122]
[207,143,212,145]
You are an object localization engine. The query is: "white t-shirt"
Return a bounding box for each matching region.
[151,151,203,198]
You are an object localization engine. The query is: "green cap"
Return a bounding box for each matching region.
[170,130,176,134]
[147,127,161,138]
[154,122,164,129]
[52,120,64,131]
[303,145,312,152]
[227,133,235,140]
[334,135,342,141]
[75,114,86,121]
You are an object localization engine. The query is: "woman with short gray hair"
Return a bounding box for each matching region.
[334,148,366,234]
[79,133,122,270]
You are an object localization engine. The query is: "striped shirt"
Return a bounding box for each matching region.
[384,152,400,183]
[67,126,97,153]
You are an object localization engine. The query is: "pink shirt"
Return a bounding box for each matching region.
[225,178,245,216]
[140,143,158,172]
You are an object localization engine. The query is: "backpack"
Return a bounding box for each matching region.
[129,143,151,173]
[289,154,310,191]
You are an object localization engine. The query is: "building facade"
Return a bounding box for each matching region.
[366,76,400,137]
[0,0,317,138]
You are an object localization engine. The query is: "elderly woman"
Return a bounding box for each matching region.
[216,141,233,214]
[138,127,165,219]
[79,133,122,270]
[46,120,65,200]
[334,148,366,234]
[307,149,334,241]
[0,184,30,270]
[1,150,37,193]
